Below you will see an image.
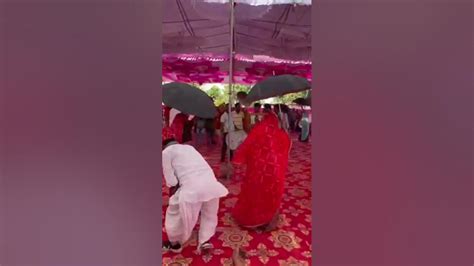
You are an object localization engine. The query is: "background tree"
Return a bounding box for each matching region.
[279,91,309,104]
[200,83,309,106]
[206,85,225,106]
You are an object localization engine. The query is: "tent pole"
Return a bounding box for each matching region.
[226,0,235,180]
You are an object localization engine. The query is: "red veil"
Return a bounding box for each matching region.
[232,113,292,227]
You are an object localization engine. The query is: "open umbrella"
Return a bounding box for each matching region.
[243,74,311,104]
[293,90,312,106]
[162,82,217,119]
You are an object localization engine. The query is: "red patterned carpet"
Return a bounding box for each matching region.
[162,135,312,265]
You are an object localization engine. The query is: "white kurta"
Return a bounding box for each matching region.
[163,144,228,204]
[163,143,228,245]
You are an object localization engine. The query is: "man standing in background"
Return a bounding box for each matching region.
[263,104,272,113]
[220,103,244,162]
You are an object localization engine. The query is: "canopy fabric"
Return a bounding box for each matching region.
[201,0,311,5]
[162,54,311,85]
[163,0,311,84]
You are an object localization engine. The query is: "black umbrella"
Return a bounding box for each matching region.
[293,97,310,106]
[162,82,217,119]
[243,75,311,105]
[293,90,312,106]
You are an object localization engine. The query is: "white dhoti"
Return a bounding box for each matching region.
[165,198,220,246]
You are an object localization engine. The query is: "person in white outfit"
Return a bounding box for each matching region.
[162,127,228,254]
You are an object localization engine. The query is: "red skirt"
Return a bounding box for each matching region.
[232,163,286,227]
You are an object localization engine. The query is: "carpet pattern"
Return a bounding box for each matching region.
[162,135,312,265]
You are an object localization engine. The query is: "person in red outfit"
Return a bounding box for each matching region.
[163,106,171,127]
[231,112,292,231]
[170,113,187,143]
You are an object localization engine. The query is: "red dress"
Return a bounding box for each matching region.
[232,113,292,227]
[170,113,187,143]
[163,106,171,127]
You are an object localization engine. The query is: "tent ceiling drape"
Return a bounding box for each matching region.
[198,0,311,5]
[163,0,311,85]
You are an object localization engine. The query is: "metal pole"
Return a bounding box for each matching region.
[226,0,235,180]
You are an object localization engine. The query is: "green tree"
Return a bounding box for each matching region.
[223,84,250,94]
[206,86,224,105]
[199,83,308,106]
[212,84,251,106]
[279,91,309,104]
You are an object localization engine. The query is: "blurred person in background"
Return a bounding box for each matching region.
[242,107,251,133]
[205,117,216,145]
[163,106,171,127]
[288,107,297,132]
[274,104,290,132]
[219,104,231,162]
[170,112,187,143]
[250,103,264,128]
[220,103,244,162]
[263,103,272,113]
[299,111,310,142]
[182,115,193,143]
[194,117,207,146]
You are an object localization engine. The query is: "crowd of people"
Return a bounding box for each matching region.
[161,102,311,258]
[163,103,311,148]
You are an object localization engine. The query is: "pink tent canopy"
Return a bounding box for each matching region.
[163,0,311,85]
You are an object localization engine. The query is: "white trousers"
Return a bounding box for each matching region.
[165,198,220,246]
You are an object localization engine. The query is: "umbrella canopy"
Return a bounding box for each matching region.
[293,97,310,106]
[293,90,311,106]
[243,74,310,104]
[163,82,217,118]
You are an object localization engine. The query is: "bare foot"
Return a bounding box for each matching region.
[263,223,277,232]
[263,213,279,232]
[232,248,247,266]
[239,248,248,259]
[197,242,213,255]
